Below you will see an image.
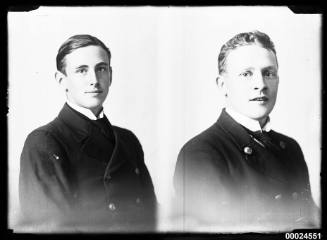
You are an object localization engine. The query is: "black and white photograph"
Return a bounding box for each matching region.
[7,6,321,234]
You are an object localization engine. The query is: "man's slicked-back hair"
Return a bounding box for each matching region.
[218,30,277,74]
[56,34,111,74]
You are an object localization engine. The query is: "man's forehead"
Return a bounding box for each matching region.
[225,45,278,71]
[65,45,110,66]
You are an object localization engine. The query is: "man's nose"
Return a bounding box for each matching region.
[89,70,99,85]
[253,72,267,91]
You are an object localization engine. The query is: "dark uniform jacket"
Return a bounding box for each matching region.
[19,103,157,232]
[173,109,319,230]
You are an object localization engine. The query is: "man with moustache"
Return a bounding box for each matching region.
[173,31,319,230]
[19,34,156,231]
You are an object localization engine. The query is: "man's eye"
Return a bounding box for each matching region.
[97,66,108,73]
[264,71,277,77]
[240,71,252,77]
[76,68,87,74]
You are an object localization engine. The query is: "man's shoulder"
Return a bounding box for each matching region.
[112,125,142,147]
[175,123,231,181]
[270,129,301,149]
[180,123,225,153]
[21,121,66,166]
[23,118,63,149]
[112,125,137,138]
[177,123,229,166]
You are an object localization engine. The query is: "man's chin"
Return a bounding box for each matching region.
[247,111,270,122]
[81,102,103,111]
[236,107,269,121]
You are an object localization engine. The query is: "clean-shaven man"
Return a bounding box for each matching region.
[173,30,319,230]
[19,34,157,232]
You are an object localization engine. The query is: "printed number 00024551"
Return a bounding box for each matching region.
[285,233,321,239]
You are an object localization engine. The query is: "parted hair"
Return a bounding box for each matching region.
[218,30,277,74]
[56,34,111,74]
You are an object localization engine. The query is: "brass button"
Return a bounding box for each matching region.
[135,168,140,175]
[108,203,116,211]
[243,146,253,155]
[279,141,286,149]
[53,154,59,160]
[274,194,282,200]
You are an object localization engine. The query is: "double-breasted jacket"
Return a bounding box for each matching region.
[173,109,319,230]
[19,104,157,231]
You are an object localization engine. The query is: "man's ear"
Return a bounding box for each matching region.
[108,66,113,87]
[55,71,68,91]
[216,74,228,97]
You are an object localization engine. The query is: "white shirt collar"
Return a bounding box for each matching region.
[225,107,271,132]
[67,100,104,120]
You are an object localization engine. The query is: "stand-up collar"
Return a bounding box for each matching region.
[226,107,271,132]
[57,103,113,143]
[67,100,104,120]
[216,108,254,151]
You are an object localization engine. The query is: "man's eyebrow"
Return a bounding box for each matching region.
[75,65,88,69]
[96,62,109,67]
[262,66,278,71]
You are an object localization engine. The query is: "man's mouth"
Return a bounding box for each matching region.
[249,96,269,102]
[85,89,103,94]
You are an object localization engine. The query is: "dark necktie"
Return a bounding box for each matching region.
[94,117,108,129]
[93,117,115,143]
[246,129,281,153]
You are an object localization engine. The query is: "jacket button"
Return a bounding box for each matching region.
[136,197,141,204]
[53,154,60,160]
[274,194,282,200]
[243,146,253,155]
[280,141,286,149]
[108,203,116,211]
[292,192,298,200]
[135,168,140,175]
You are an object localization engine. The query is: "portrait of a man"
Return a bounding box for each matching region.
[173,31,320,230]
[18,35,157,232]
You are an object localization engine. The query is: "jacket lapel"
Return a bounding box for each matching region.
[104,129,127,176]
[57,103,93,145]
[216,108,254,153]
[57,104,115,163]
[216,109,271,176]
[217,109,290,185]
